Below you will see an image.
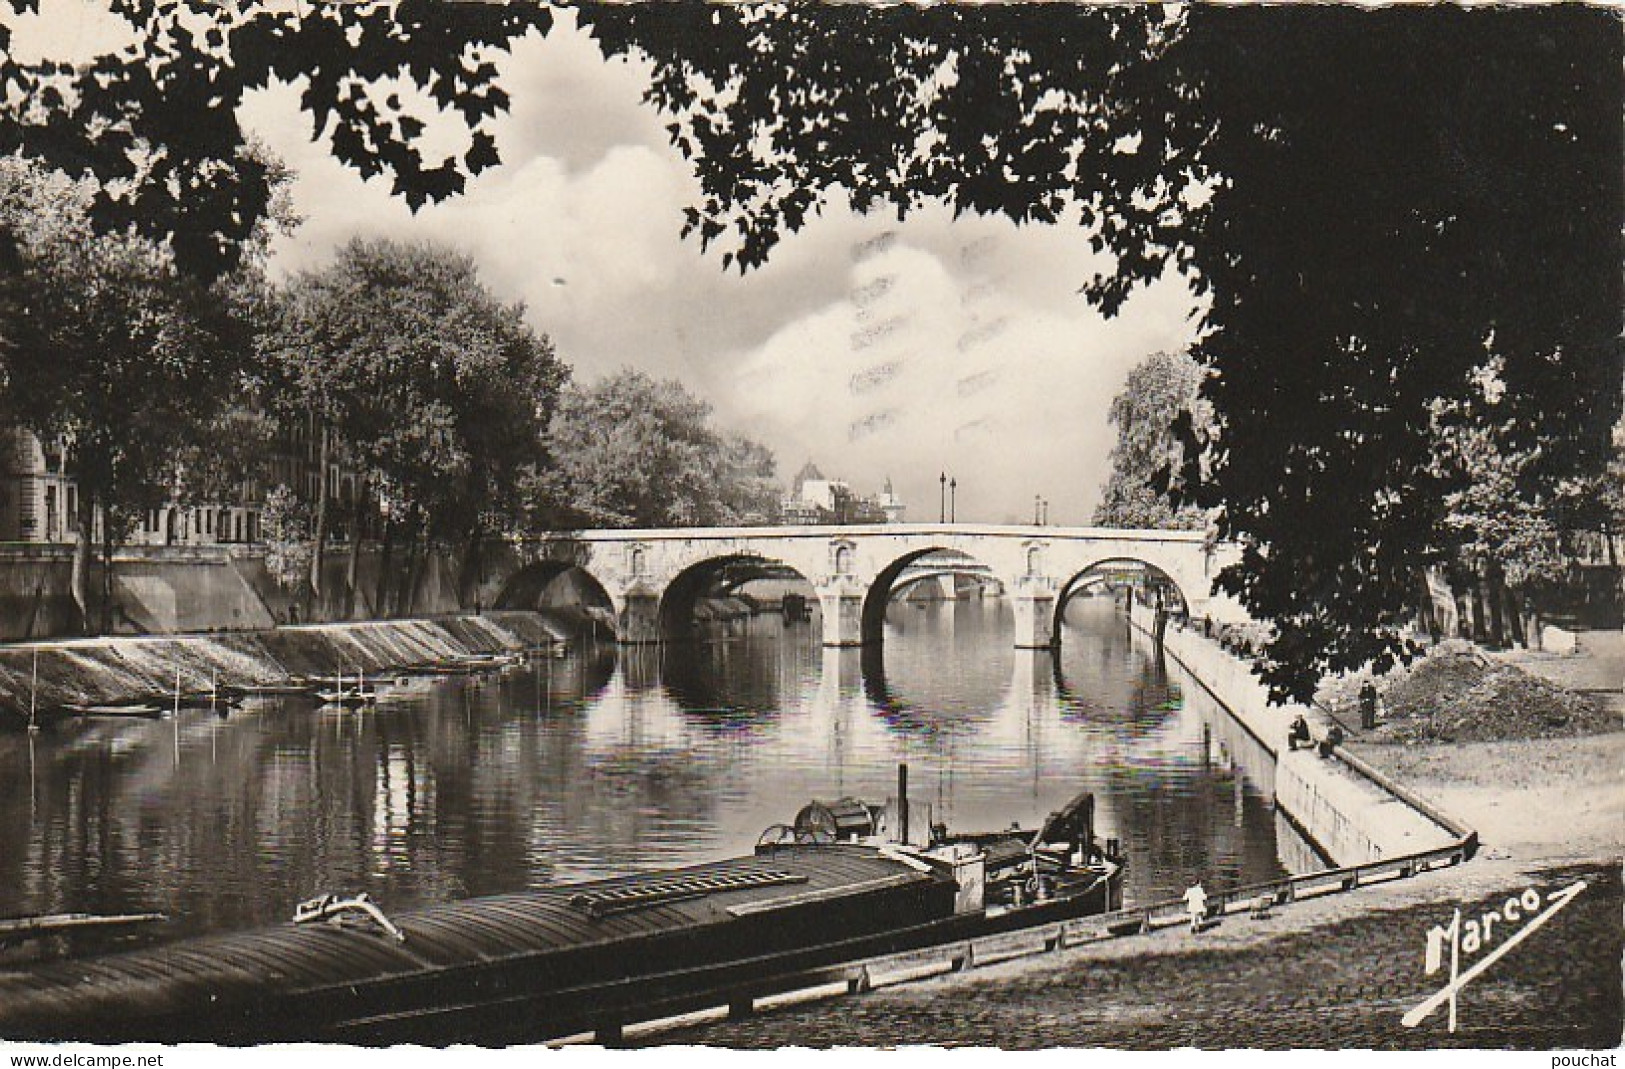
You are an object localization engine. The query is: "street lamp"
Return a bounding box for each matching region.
[939,472,946,523]
[1034,494,1041,525]
[949,478,957,523]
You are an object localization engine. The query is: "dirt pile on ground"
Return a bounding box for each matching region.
[1322,641,1615,744]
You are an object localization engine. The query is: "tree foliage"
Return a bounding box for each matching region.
[579,4,1623,701]
[262,237,567,548]
[5,5,1617,695]
[1094,350,1208,531]
[543,369,779,529]
[0,0,549,280]
[0,156,245,629]
[260,484,311,594]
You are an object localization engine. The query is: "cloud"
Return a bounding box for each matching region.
[240,15,1202,527]
[723,224,1201,525]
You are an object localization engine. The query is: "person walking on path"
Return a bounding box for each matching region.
[1184,881,1209,933]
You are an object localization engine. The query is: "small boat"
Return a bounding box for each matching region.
[450,652,522,672]
[410,653,517,676]
[0,912,167,952]
[230,681,318,697]
[314,670,378,708]
[0,767,1118,1044]
[61,703,165,720]
[315,688,377,708]
[408,662,480,677]
[172,692,242,714]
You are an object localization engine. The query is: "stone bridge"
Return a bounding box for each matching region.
[480,524,1247,649]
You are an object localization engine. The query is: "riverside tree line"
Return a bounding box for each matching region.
[1092,348,1624,658]
[0,3,1618,703]
[0,157,781,632]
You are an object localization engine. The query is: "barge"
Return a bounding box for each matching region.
[0,777,1120,1045]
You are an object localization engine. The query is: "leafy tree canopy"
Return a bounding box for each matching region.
[578,4,1623,701]
[544,368,778,529]
[260,237,567,542]
[6,4,1619,697]
[0,0,550,278]
[0,154,247,628]
[1094,350,1208,531]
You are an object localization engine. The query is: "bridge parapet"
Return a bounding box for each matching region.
[495,525,1247,648]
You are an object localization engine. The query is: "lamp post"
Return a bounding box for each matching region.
[949,478,956,523]
[1040,498,1049,526]
[1034,494,1041,525]
[939,472,946,523]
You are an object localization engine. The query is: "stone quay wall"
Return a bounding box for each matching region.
[1138,617,1461,867]
[0,612,566,725]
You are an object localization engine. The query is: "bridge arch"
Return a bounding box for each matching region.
[654,553,818,643]
[1052,557,1192,648]
[861,548,1013,647]
[493,560,616,633]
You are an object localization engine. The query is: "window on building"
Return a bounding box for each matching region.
[44,485,56,540]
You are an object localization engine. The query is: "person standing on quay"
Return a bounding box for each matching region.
[1184,881,1209,933]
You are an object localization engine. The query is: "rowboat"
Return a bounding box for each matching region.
[228,682,318,697]
[410,653,523,676]
[0,771,1119,1044]
[314,670,378,708]
[314,687,377,708]
[61,703,165,720]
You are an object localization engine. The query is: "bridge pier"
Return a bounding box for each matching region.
[1011,587,1057,649]
[817,585,867,647]
[616,589,661,645]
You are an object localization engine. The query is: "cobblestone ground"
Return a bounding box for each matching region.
[638,861,1621,1050]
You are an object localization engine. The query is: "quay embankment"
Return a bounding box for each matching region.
[658,620,1622,1049]
[1132,615,1463,866]
[0,611,570,726]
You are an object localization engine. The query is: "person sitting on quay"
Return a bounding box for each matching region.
[1287,713,1312,751]
[1316,725,1346,758]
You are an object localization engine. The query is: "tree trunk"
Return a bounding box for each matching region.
[70,491,96,635]
[1482,571,1501,646]
[307,419,330,619]
[99,514,115,635]
[374,518,394,619]
[459,518,484,612]
[345,477,366,620]
[400,508,425,617]
[1416,573,1438,644]
[1498,579,1525,648]
[1488,571,1508,646]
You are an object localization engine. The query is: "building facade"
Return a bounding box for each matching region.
[0,412,367,547]
[779,464,904,526]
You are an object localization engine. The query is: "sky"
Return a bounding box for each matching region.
[14,4,1204,526]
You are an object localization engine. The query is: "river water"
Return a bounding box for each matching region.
[0,596,1317,941]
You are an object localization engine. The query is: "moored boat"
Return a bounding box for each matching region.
[0,772,1120,1045]
[313,670,379,707]
[60,702,166,720]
